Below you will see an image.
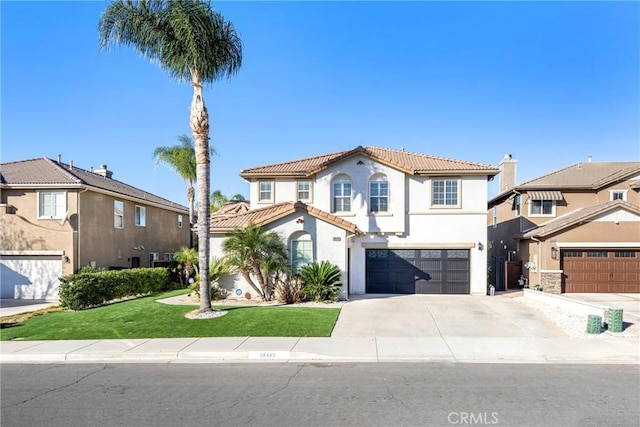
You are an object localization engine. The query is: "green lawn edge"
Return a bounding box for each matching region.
[0,289,340,341]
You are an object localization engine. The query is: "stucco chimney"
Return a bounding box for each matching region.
[498,154,517,193]
[95,164,113,179]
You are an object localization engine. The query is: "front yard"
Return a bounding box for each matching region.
[0,289,340,341]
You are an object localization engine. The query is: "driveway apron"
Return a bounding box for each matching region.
[331,294,566,338]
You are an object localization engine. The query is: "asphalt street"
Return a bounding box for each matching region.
[2,363,638,427]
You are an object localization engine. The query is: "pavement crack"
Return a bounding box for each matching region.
[1,364,108,409]
[386,386,411,410]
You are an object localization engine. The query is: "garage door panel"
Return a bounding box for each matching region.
[366,249,470,294]
[562,250,639,293]
[0,257,61,299]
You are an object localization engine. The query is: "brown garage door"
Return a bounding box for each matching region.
[562,250,639,293]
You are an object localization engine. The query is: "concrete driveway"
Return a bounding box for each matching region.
[332,293,566,338]
[0,299,58,317]
[561,293,640,322]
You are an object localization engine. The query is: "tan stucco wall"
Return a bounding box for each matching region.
[1,187,190,274]
[1,188,77,276]
[78,191,190,270]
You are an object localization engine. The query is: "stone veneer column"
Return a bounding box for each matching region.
[540,270,562,294]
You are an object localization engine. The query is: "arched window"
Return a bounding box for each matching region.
[291,232,313,273]
[332,175,352,213]
[369,175,389,213]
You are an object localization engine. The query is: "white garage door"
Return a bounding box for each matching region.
[0,256,62,299]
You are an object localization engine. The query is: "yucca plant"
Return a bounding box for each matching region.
[299,261,342,302]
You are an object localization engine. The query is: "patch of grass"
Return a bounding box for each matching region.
[0,289,340,341]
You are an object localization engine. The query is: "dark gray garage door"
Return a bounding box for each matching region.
[366,249,470,294]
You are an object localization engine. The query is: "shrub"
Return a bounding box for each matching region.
[275,275,306,304]
[210,285,228,301]
[299,261,342,302]
[59,268,175,310]
[78,265,107,274]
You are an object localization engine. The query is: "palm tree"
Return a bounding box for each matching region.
[210,189,228,213]
[153,135,197,230]
[222,225,289,301]
[100,0,242,313]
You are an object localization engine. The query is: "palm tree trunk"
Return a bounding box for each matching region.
[191,75,211,313]
[187,180,195,248]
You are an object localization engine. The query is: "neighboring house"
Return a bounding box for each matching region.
[488,155,640,294]
[0,157,190,300]
[211,146,498,298]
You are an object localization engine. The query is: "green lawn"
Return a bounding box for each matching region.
[0,289,340,341]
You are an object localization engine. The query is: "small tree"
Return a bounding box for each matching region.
[299,261,342,302]
[173,246,199,286]
[222,224,288,301]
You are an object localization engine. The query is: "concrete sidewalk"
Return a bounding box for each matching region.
[2,335,638,364]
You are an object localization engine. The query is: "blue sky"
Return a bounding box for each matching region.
[2,1,639,206]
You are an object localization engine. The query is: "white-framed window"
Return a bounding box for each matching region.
[369,178,389,213]
[258,181,274,203]
[431,178,460,207]
[291,233,313,274]
[529,200,555,216]
[135,205,146,227]
[177,214,183,228]
[114,200,124,228]
[297,181,312,202]
[492,206,497,228]
[149,252,159,266]
[38,191,66,219]
[332,179,352,213]
[514,194,521,217]
[610,190,627,201]
[164,253,174,261]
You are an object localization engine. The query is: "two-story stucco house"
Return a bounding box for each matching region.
[0,157,191,300]
[488,155,640,294]
[211,146,498,298]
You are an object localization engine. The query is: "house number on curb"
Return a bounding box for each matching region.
[249,351,291,359]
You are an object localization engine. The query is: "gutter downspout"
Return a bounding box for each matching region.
[76,187,89,273]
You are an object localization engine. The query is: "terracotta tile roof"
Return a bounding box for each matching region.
[212,200,251,216]
[519,200,640,239]
[240,146,498,178]
[1,158,188,212]
[489,161,640,206]
[210,201,361,234]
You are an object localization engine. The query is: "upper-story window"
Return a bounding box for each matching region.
[332,177,352,213]
[369,177,388,213]
[530,200,554,216]
[492,206,497,228]
[431,178,460,207]
[38,191,66,219]
[297,181,312,202]
[258,181,274,203]
[135,206,146,227]
[513,194,521,217]
[114,200,124,228]
[177,214,183,228]
[528,191,561,217]
[610,190,627,201]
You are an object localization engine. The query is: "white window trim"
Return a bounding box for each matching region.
[514,194,521,217]
[528,199,556,217]
[177,214,183,228]
[114,200,124,229]
[492,206,497,228]
[610,190,628,202]
[149,252,159,266]
[164,253,174,261]
[430,178,461,209]
[258,181,274,204]
[332,179,352,213]
[291,233,313,274]
[135,205,146,227]
[296,180,313,202]
[37,190,67,219]
[369,177,389,213]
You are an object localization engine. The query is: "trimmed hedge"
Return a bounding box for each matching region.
[59,268,175,310]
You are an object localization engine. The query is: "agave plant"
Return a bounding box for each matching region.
[299,261,342,302]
